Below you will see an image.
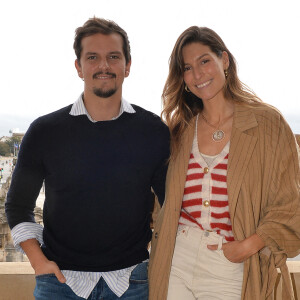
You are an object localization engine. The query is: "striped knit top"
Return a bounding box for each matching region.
[179,120,234,242]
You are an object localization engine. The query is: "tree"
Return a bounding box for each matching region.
[0,142,10,156]
[5,136,22,156]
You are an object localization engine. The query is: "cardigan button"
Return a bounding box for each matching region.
[204,167,209,174]
[154,232,158,239]
[203,200,210,207]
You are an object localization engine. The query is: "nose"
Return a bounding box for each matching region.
[98,59,109,70]
[192,66,203,80]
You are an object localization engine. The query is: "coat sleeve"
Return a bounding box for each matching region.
[256,115,300,258]
[151,124,170,207]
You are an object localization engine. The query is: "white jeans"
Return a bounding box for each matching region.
[167,226,244,300]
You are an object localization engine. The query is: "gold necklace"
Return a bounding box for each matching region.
[201,112,233,142]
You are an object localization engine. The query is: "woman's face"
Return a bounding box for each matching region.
[182,42,229,103]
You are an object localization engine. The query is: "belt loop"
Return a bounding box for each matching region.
[217,235,223,250]
[179,225,189,236]
[184,226,189,236]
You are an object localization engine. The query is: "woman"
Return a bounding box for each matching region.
[149,26,300,300]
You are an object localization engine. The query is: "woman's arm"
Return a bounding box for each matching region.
[207,233,265,263]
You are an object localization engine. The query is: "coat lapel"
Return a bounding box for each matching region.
[227,103,258,230]
[168,117,196,216]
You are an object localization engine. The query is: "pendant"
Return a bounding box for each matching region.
[212,130,225,142]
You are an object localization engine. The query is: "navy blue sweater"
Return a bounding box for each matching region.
[6,104,170,271]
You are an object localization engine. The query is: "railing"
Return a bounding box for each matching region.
[0,261,300,299]
[0,262,35,300]
[276,261,300,299]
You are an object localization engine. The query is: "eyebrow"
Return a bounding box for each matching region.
[84,51,123,56]
[197,53,209,60]
[184,53,209,65]
[85,52,98,56]
[109,51,122,55]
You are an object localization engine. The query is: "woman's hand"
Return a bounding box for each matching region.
[207,233,265,263]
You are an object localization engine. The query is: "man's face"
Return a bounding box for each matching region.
[75,33,131,99]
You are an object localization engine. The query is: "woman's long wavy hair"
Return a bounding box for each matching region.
[162,26,261,159]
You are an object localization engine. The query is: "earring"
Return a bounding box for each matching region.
[224,69,228,78]
[185,85,190,93]
[81,78,84,81]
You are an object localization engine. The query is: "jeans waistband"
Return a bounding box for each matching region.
[177,225,224,250]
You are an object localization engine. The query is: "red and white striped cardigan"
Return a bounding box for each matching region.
[179,130,234,242]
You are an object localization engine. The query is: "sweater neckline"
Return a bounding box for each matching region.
[193,115,230,169]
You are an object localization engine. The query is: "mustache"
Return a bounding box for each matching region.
[93,72,116,79]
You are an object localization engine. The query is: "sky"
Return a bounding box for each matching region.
[0,0,300,137]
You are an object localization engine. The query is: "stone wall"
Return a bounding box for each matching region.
[0,173,42,262]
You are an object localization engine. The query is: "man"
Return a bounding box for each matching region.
[5,17,169,299]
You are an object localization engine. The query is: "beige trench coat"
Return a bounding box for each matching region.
[149,103,300,300]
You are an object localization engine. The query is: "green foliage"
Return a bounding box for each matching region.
[0,136,22,156]
[0,142,10,156]
[5,136,22,150]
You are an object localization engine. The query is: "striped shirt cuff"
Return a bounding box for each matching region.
[11,222,44,254]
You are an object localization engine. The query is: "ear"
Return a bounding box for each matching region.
[125,60,132,78]
[75,59,83,79]
[222,51,229,69]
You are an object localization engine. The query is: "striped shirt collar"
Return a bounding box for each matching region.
[69,93,136,122]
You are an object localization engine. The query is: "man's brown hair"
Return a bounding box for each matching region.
[74,17,131,64]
